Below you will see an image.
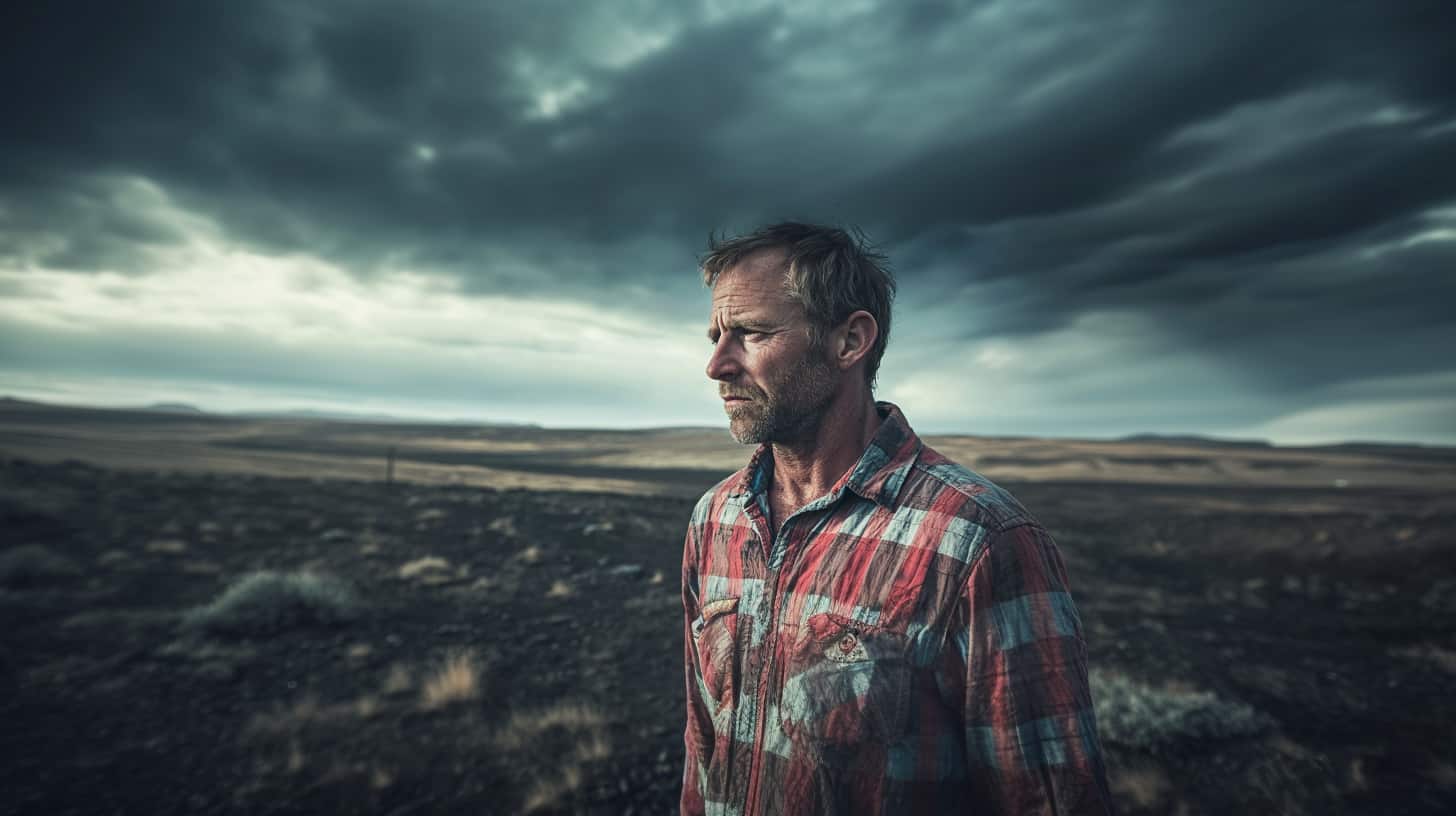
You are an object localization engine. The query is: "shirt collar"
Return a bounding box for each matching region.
[728,401,922,509]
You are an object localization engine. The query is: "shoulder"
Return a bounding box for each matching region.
[894,442,1043,566]
[907,443,1035,530]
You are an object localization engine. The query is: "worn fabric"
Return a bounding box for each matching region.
[681,402,1113,815]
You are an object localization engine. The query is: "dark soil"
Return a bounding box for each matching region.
[2,457,1454,815]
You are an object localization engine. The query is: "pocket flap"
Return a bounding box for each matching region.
[693,596,739,639]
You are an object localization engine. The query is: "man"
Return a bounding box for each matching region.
[681,222,1113,815]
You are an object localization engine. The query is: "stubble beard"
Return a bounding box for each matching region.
[727,350,838,446]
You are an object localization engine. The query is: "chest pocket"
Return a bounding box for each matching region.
[779,613,912,765]
[692,597,740,726]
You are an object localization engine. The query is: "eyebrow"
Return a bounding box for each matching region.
[707,320,776,339]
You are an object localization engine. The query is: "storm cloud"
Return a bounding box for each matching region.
[2,0,1454,442]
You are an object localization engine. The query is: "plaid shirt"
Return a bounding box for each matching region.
[681,402,1113,815]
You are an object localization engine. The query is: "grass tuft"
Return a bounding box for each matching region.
[1092,669,1273,754]
[492,700,613,812]
[398,556,450,580]
[184,570,361,637]
[420,650,480,709]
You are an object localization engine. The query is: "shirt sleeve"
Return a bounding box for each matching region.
[680,521,711,816]
[938,521,1115,814]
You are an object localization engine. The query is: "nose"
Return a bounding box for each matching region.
[706,335,740,382]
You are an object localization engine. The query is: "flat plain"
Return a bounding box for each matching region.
[2,397,1454,814]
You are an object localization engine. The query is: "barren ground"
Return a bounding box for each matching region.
[2,399,1454,814]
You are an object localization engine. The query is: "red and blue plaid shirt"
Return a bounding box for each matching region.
[681,402,1113,815]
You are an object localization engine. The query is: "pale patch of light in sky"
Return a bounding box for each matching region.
[0,205,720,426]
[1232,398,1456,447]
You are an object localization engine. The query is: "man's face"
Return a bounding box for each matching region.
[706,250,839,445]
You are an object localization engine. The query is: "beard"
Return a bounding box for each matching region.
[724,348,839,445]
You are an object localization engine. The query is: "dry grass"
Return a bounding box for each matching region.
[419,650,480,710]
[346,643,373,661]
[370,765,394,790]
[1345,756,1369,793]
[1391,643,1456,674]
[487,516,518,537]
[354,695,380,719]
[381,663,413,696]
[523,766,585,813]
[96,549,131,566]
[247,691,385,738]
[493,701,611,754]
[492,700,613,812]
[181,559,221,575]
[1111,765,1171,808]
[398,556,450,580]
[247,695,322,737]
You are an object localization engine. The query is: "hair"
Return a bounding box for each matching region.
[700,222,897,387]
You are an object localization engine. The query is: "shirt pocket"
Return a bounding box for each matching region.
[692,596,740,725]
[779,613,913,763]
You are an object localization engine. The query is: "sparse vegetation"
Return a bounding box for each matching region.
[493,700,613,812]
[4,438,1454,814]
[0,545,81,588]
[381,663,413,696]
[397,556,450,579]
[420,650,480,709]
[1092,669,1273,753]
[183,570,361,636]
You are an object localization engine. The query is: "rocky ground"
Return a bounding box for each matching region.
[2,452,1454,814]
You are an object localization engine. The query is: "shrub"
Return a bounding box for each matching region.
[420,650,480,710]
[1091,669,1273,754]
[0,545,81,588]
[184,570,361,637]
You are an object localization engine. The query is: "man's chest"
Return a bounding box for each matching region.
[694,499,976,684]
[690,501,976,778]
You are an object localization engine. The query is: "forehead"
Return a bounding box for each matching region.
[709,250,801,322]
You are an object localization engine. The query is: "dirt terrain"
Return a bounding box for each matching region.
[2,399,1454,814]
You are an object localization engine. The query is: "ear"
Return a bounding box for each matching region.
[828,310,879,373]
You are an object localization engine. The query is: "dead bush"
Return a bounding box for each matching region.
[1092,669,1273,754]
[184,570,361,637]
[420,650,481,709]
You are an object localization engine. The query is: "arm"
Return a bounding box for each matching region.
[680,523,711,816]
[939,521,1114,814]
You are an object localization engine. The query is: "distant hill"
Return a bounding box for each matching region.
[144,402,207,414]
[234,408,539,427]
[1117,432,1272,449]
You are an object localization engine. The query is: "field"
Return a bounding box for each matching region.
[2,398,1454,814]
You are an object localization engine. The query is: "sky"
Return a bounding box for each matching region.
[2,0,1454,444]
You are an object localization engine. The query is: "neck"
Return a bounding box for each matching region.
[769,388,882,506]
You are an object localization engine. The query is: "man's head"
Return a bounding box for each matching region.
[701,222,896,445]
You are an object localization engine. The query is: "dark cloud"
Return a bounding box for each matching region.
[2,0,1455,437]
